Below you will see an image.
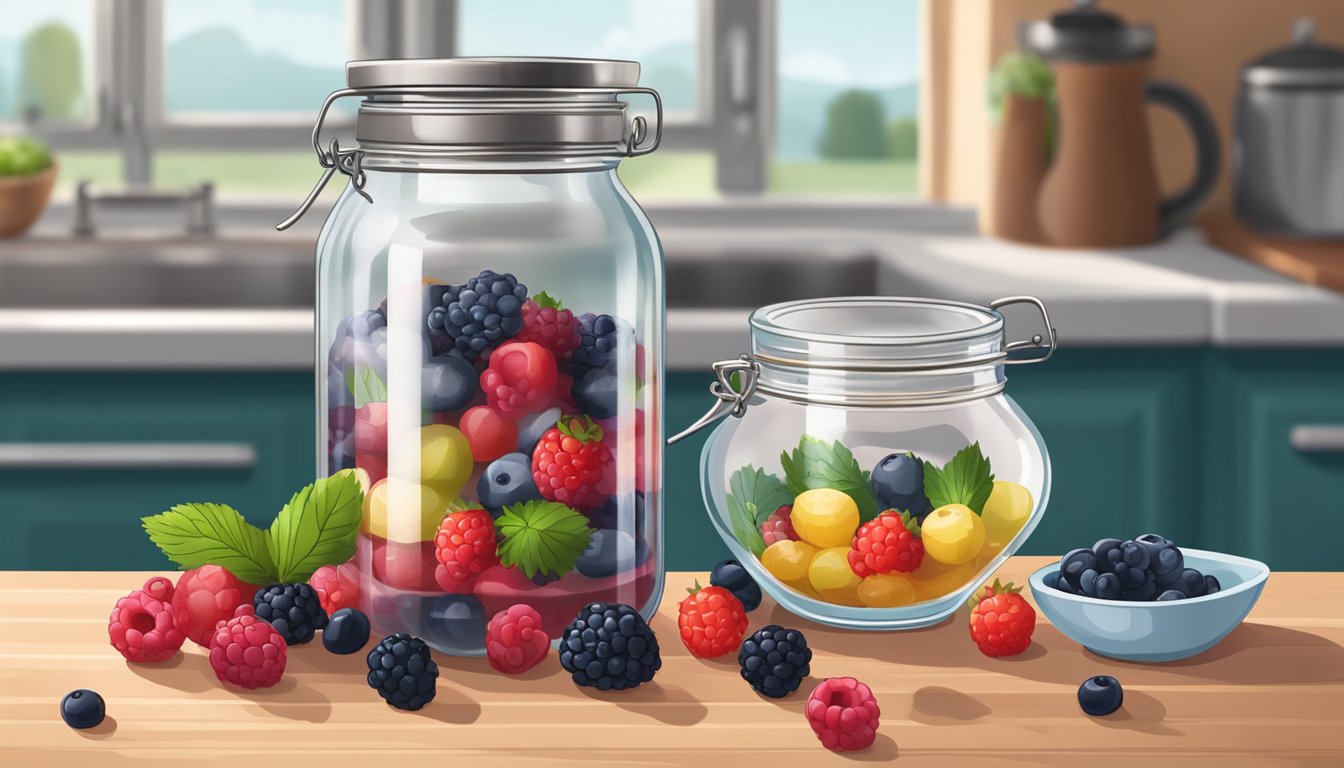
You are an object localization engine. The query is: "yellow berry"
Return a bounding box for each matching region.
[392,424,473,499]
[808,546,862,593]
[760,540,819,584]
[921,504,986,564]
[791,488,860,548]
[858,573,918,608]
[981,481,1033,549]
[361,478,449,542]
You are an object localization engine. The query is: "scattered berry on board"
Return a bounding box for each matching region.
[367,633,439,711]
[141,576,174,603]
[968,579,1036,658]
[1078,675,1124,716]
[486,604,550,675]
[678,582,750,659]
[806,677,881,752]
[738,625,812,698]
[323,608,372,655]
[559,602,661,691]
[710,559,763,612]
[171,565,256,648]
[308,563,361,615]
[59,689,105,730]
[108,583,185,663]
[253,583,329,646]
[209,605,287,689]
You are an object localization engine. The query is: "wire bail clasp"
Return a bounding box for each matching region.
[667,355,760,445]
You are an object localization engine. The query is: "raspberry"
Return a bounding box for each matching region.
[678,583,749,659]
[309,562,361,615]
[171,565,256,647]
[253,583,329,646]
[209,605,287,689]
[486,604,550,674]
[141,576,174,603]
[532,415,615,510]
[433,508,500,590]
[761,505,797,547]
[108,587,185,663]
[806,677,881,752]
[480,341,559,418]
[968,579,1036,658]
[848,510,924,577]
[516,292,581,362]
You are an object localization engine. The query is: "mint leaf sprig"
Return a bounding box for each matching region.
[923,442,995,515]
[141,470,365,585]
[496,500,593,580]
[780,435,878,522]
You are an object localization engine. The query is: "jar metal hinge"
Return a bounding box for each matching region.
[666,355,760,445]
[276,137,369,231]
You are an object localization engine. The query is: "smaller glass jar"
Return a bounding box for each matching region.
[678,296,1056,630]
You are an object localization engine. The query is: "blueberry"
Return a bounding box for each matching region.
[592,492,647,541]
[1060,548,1096,590]
[517,407,562,454]
[1078,568,1100,596]
[323,608,371,654]
[1077,675,1124,716]
[344,308,387,340]
[1091,539,1123,572]
[60,689,105,729]
[1179,568,1208,598]
[422,354,479,411]
[870,452,934,519]
[1156,589,1187,601]
[420,594,487,655]
[1117,562,1149,590]
[710,559,763,612]
[1135,533,1184,577]
[1043,570,1064,590]
[576,529,643,579]
[573,365,620,419]
[1203,574,1221,595]
[1094,572,1121,600]
[476,452,542,511]
[1120,573,1157,601]
[1120,540,1151,571]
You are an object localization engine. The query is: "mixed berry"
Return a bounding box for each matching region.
[325,269,654,656]
[1045,533,1222,602]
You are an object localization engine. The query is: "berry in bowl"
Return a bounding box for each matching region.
[1029,534,1270,662]
[685,296,1058,630]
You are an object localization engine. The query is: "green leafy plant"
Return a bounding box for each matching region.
[923,442,995,515]
[346,366,388,409]
[725,465,793,557]
[532,290,564,310]
[780,435,878,522]
[0,136,53,177]
[496,500,593,580]
[141,470,364,584]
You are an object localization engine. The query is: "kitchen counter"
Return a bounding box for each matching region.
[4,560,1343,766]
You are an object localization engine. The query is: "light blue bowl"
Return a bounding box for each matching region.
[1028,548,1270,662]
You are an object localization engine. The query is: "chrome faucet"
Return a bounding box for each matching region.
[71,181,215,237]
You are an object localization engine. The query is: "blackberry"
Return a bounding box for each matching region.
[427,270,528,362]
[738,625,811,698]
[367,633,439,711]
[559,602,661,691]
[253,583,328,646]
[570,313,633,379]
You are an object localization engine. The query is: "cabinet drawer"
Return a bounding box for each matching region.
[0,372,314,569]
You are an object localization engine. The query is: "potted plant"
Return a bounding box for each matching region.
[0,136,57,238]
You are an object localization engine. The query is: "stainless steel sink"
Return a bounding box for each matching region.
[665,246,878,308]
[0,239,315,309]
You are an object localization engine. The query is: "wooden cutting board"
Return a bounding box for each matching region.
[1203,216,1344,292]
[4,564,1344,766]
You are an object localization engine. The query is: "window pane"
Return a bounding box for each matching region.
[457,0,699,115]
[163,0,346,116]
[157,150,343,204]
[0,0,94,122]
[773,0,919,198]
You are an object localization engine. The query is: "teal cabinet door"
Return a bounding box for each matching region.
[0,373,314,570]
[1203,352,1344,570]
[665,373,732,571]
[1007,350,1202,556]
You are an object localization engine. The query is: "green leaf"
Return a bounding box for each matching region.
[725,465,792,557]
[533,290,564,310]
[267,471,365,583]
[349,366,387,409]
[923,442,996,515]
[779,435,879,522]
[141,503,276,584]
[497,500,593,579]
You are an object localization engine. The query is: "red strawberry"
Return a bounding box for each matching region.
[486,604,550,674]
[480,341,558,418]
[968,579,1036,658]
[515,292,581,363]
[677,582,749,659]
[531,415,615,510]
[848,510,924,577]
[433,509,500,591]
[761,505,798,547]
